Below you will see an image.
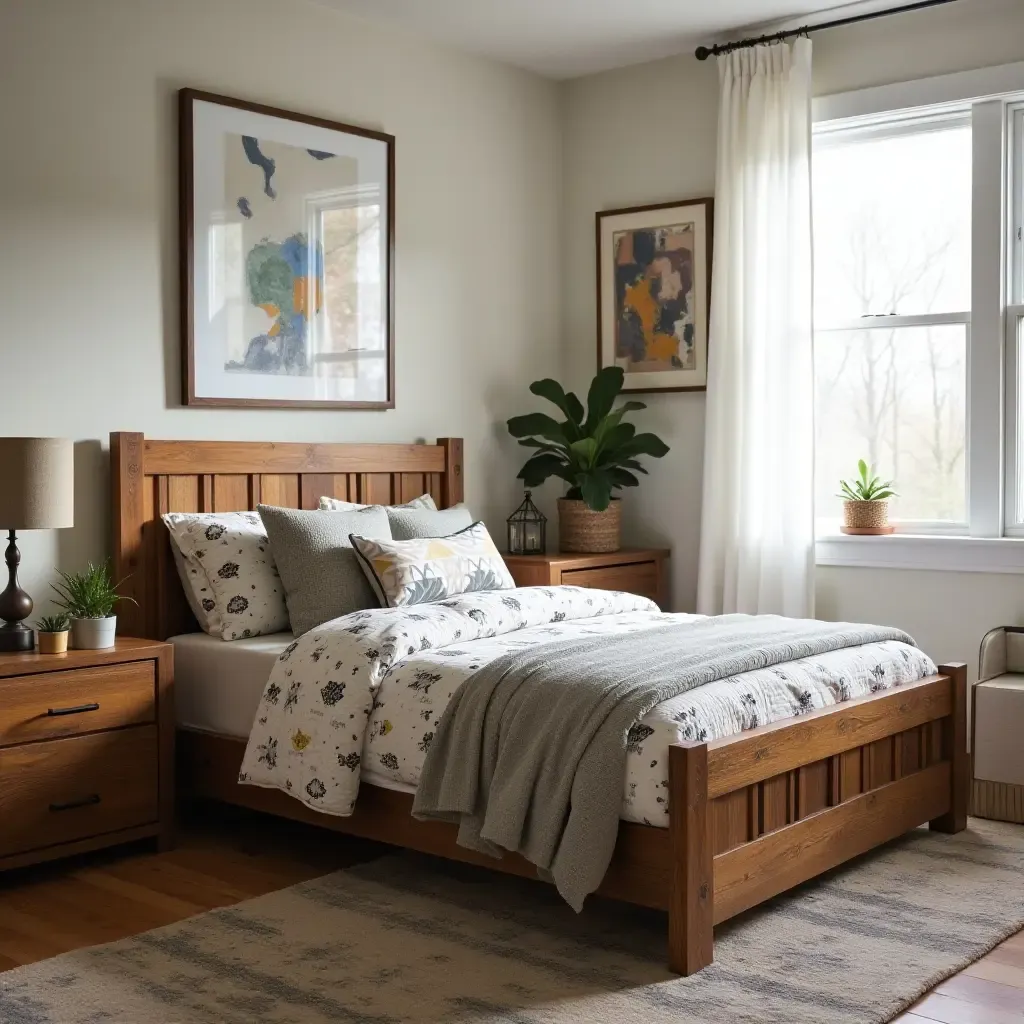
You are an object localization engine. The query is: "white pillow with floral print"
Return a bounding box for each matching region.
[350,521,515,608]
[162,511,289,641]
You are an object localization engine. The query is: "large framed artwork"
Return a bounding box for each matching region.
[180,89,395,409]
[596,198,713,393]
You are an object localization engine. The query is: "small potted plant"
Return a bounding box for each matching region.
[507,367,669,553]
[35,613,71,655]
[838,460,897,535]
[51,562,135,650]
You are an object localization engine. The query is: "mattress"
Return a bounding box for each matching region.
[172,631,291,739]
[178,602,937,827]
[171,631,415,794]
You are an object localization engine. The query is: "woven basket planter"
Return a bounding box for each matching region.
[841,499,892,535]
[557,498,621,553]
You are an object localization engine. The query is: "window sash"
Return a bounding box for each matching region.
[814,320,970,535]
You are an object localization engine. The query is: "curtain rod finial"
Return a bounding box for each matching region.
[695,45,712,60]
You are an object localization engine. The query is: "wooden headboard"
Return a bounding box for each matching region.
[110,432,464,641]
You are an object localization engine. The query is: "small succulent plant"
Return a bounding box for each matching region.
[838,460,897,502]
[36,612,70,633]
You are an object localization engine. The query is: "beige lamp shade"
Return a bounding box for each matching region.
[0,437,74,530]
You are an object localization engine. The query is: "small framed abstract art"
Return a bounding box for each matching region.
[596,197,713,393]
[180,89,395,408]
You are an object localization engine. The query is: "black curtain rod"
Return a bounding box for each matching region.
[695,0,960,60]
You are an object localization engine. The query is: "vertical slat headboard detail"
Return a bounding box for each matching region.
[110,433,465,641]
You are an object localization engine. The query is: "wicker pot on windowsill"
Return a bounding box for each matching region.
[840,499,894,536]
[558,498,621,553]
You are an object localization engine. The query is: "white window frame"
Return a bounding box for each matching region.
[812,61,1024,572]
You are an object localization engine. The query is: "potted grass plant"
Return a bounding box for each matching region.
[507,366,669,553]
[51,562,135,650]
[838,460,897,535]
[35,612,70,655]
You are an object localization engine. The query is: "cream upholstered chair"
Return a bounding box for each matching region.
[972,626,1024,823]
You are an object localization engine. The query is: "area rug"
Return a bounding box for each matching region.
[2,819,1023,1024]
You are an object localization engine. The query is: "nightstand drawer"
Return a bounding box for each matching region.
[0,726,158,858]
[562,560,661,600]
[0,661,155,747]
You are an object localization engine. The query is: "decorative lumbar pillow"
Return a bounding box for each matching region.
[319,494,437,512]
[258,504,393,635]
[162,511,289,641]
[350,521,515,608]
[386,504,474,540]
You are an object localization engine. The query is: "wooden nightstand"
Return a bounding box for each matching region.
[504,548,670,608]
[0,638,174,871]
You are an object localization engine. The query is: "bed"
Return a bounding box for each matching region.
[111,430,968,975]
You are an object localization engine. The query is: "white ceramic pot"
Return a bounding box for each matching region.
[72,615,117,650]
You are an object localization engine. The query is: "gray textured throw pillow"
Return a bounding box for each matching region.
[258,504,392,635]
[387,504,474,540]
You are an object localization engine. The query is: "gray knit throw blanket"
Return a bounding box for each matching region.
[412,613,915,910]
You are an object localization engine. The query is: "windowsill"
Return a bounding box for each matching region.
[816,533,1024,573]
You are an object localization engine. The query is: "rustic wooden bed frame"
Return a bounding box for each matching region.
[110,431,968,975]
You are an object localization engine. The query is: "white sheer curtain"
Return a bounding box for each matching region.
[696,39,815,618]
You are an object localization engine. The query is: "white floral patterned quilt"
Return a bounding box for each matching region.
[239,587,936,827]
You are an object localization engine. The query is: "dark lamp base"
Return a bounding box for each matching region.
[0,622,34,652]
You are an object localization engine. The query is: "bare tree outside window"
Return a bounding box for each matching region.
[813,121,972,526]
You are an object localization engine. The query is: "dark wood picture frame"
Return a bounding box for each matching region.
[179,88,396,410]
[596,197,714,394]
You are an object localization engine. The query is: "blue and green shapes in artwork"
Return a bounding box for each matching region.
[228,232,324,376]
[242,136,277,198]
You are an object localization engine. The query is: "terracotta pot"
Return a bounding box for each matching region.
[37,630,69,655]
[72,615,117,650]
[557,498,621,553]
[840,500,893,535]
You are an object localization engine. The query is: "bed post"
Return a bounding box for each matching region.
[438,437,464,508]
[930,662,969,834]
[111,431,147,638]
[668,741,714,974]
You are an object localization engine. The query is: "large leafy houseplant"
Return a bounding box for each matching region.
[506,367,669,512]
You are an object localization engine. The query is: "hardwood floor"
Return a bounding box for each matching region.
[0,805,1021,1021]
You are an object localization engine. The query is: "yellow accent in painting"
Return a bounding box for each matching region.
[648,332,679,361]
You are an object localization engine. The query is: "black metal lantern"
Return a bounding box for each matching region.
[507,491,547,555]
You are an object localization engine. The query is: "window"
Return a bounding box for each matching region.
[303,185,387,395]
[1007,106,1024,534]
[813,114,972,532]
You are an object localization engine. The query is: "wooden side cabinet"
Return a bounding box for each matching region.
[0,638,174,871]
[504,548,670,608]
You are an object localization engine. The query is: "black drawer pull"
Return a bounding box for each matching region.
[49,794,101,813]
[46,703,100,717]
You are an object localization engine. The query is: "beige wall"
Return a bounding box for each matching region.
[0,0,562,610]
[562,0,1024,675]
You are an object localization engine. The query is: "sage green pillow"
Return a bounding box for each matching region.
[387,504,474,540]
[258,504,392,635]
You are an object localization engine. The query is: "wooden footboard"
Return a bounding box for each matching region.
[666,663,969,974]
[177,667,967,978]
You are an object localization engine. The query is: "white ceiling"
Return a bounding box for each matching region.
[309,0,909,78]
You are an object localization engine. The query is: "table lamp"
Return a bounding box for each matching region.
[0,438,74,652]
